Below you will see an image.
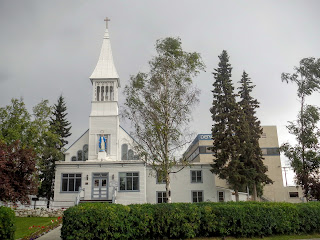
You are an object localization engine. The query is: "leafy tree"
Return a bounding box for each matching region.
[210,50,246,201]
[123,37,205,203]
[0,98,34,147]
[237,71,272,200]
[0,140,37,204]
[50,95,72,151]
[281,57,320,200]
[0,98,62,207]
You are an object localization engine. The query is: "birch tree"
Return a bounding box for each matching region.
[281,57,320,200]
[123,37,204,203]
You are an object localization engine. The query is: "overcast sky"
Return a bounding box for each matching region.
[1,0,320,185]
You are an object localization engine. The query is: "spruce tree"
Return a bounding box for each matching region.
[38,95,71,207]
[51,95,72,150]
[238,71,272,201]
[210,50,246,201]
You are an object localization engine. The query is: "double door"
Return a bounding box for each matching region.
[92,173,108,199]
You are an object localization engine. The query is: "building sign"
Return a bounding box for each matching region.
[198,134,212,140]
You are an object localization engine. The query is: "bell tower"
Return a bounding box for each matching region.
[88,18,120,161]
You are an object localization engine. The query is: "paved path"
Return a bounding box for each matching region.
[36,225,62,240]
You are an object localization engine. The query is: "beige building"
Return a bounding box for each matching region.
[182,126,304,203]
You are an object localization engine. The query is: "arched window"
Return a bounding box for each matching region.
[97,86,100,101]
[83,144,88,161]
[101,86,105,101]
[71,156,77,161]
[106,86,109,101]
[77,150,83,161]
[121,144,128,160]
[128,149,134,160]
[110,86,114,101]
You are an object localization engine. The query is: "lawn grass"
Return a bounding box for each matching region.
[14,217,57,239]
[191,233,320,240]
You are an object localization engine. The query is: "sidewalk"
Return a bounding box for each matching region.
[36,225,62,240]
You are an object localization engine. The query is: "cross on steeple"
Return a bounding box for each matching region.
[104,17,110,29]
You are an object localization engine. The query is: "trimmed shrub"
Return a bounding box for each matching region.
[0,206,16,240]
[61,202,320,240]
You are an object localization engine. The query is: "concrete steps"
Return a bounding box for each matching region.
[79,199,112,204]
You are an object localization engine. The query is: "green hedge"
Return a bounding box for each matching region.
[0,206,16,240]
[61,202,320,240]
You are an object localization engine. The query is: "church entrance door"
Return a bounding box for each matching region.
[92,173,108,199]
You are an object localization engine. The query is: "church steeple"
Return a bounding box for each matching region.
[90,17,120,85]
[88,18,120,161]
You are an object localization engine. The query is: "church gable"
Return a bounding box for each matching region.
[119,126,139,160]
[65,130,89,162]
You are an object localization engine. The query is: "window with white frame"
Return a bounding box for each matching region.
[119,172,139,191]
[218,191,224,202]
[157,191,167,203]
[192,191,203,203]
[61,174,81,192]
[191,170,202,183]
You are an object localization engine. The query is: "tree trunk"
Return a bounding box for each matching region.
[235,189,239,202]
[300,89,308,201]
[252,182,257,201]
[46,198,50,209]
[166,173,171,203]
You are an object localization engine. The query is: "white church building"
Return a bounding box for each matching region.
[53,21,302,208]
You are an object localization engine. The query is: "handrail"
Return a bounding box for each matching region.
[75,187,84,205]
[112,186,117,203]
[260,195,272,202]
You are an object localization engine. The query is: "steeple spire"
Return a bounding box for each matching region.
[89,18,119,83]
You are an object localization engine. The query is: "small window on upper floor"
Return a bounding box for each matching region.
[156,171,166,184]
[191,170,202,183]
[71,156,76,161]
[261,148,280,156]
